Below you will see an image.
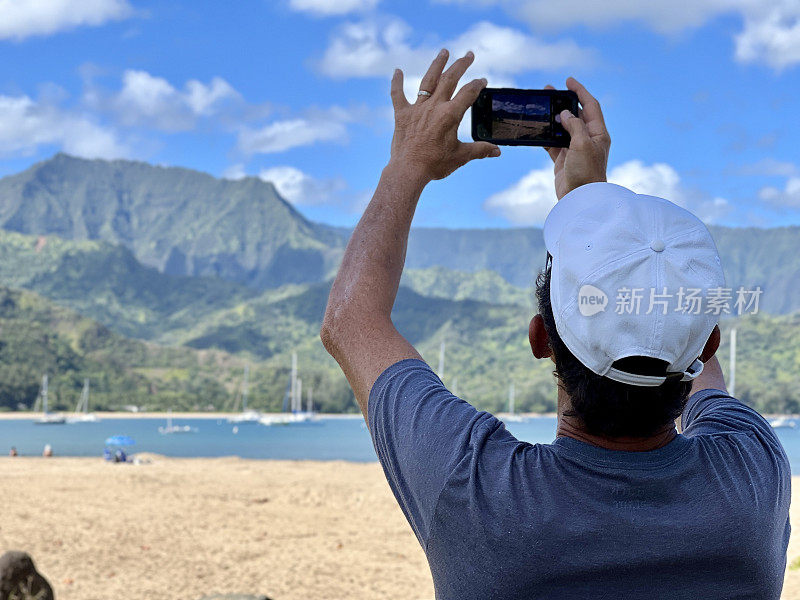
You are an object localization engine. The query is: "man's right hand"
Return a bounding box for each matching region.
[544,78,610,200]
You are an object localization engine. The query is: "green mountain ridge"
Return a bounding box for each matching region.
[0,228,531,347]
[2,154,798,314]
[0,154,797,416]
[0,153,345,288]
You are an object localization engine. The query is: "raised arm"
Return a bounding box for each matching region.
[320,50,500,419]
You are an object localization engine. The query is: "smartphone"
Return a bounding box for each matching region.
[471,88,579,147]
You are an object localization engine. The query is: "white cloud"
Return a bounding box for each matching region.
[452,21,591,76]
[319,18,417,78]
[112,70,241,131]
[237,107,352,155]
[437,0,800,69]
[485,160,730,225]
[185,78,240,116]
[609,160,683,201]
[258,166,346,205]
[436,0,750,33]
[609,160,729,222]
[699,197,732,223]
[222,164,346,205]
[760,177,800,208]
[59,118,128,158]
[0,94,128,159]
[289,0,379,16]
[484,166,557,225]
[0,0,132,40]
[318,18,592,94]
[735,1,800,70]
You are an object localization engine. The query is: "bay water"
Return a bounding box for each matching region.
[4,416,800,474]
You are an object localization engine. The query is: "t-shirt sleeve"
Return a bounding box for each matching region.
[681,388,785,456]
[368,358,502,547]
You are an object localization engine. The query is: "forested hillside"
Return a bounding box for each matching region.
[0,154,797,415]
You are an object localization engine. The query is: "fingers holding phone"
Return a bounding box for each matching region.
[388,50,608,194]
[565,77,609,139]
[551,80,614,199]
[389,50,501,183]
[557,78,610,199]
[470,79,610,199]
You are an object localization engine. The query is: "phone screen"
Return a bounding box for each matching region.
[490,92,554,142]
[472,88,578,147]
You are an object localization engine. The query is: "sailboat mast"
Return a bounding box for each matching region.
[290,353,297,413]
[438,341,445,381]
[42,375,49,414]
[242,365,250,412]
[296,379,302,413]
[82,379,89,413]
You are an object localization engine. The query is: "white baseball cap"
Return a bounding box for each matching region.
[543,182,725,387]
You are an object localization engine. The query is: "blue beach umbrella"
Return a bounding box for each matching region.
[105,435,135,446]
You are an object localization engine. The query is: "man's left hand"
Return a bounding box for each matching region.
[389,49,501,184]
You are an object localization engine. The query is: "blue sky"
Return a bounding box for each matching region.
[0,0,799,228]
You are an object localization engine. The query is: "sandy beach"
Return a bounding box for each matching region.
[0,457,797,600]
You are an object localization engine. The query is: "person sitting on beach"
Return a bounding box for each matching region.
[9,446,17,457]
[42,444,52,457]
[321,49,790,598]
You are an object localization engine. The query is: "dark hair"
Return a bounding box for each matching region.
[536,267,692,438]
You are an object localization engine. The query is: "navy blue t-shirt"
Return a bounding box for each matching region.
[368,359,791,599]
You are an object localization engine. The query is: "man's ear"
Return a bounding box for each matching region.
[529,314,552,359]
[700,324,721,362]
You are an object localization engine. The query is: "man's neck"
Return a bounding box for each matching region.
[555,388,677,452]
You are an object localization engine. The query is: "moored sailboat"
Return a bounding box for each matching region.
[34,375,66,425]
[158,409,197,434]
[228,365,261,424]
[67,379,99,423]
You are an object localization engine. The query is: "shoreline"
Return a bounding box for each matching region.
[2,410,793,421]
[0,411,368,420]
[0,411,562,420]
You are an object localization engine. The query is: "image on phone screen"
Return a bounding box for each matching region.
[472,88,577,147]
[490,92,552,142]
